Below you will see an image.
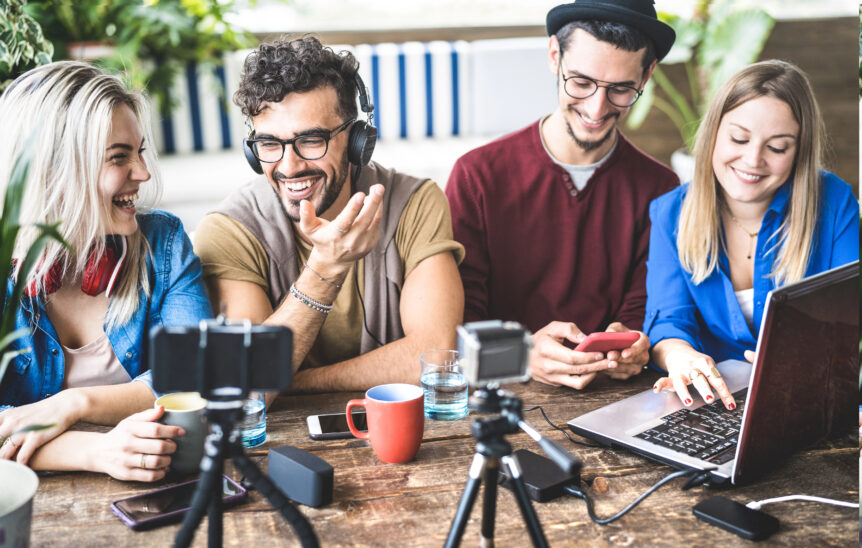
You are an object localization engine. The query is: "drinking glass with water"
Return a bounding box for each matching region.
[239,391,267,447]
[420,350,468,420]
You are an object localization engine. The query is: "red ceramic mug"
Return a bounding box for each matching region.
[346,383,425,464]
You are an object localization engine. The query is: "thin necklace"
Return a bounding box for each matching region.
[727,214,759,260]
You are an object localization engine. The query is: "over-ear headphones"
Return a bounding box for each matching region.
[24,236,128,298]
[243,73,378,174]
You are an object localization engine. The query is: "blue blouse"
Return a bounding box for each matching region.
[644,171,859,364]
[1,211,213,407]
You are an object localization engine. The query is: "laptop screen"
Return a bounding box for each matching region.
[732,261,859,483]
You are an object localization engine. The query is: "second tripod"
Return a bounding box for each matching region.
[444,386,581,548]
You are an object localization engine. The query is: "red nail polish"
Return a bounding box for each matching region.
[705,395,714,402]
[684,398,692,406]
[729,402,736,410]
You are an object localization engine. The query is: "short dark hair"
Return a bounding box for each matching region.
[234,35,358,120]
[557,20,656,74]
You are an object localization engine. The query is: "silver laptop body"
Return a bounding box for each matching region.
[567,261,858,485]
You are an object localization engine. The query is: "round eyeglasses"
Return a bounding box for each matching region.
[247,118,355,163]
[559,57,643,108]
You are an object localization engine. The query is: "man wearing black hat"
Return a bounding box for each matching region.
[446,0,680,390]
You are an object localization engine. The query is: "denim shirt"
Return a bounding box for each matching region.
[1,211,213,407]
[644,171,859,366]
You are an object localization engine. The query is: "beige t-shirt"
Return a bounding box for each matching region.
[194,180,464,369]
[62,333,132,389]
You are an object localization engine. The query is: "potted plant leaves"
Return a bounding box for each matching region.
[626,0,774,181]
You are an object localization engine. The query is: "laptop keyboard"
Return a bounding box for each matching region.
[634,390,747,464]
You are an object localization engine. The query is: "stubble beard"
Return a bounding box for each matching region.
[565,105,619,153]
[276,154,351,222]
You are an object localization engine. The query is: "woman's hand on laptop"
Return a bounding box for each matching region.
[651,340,735,410]
[529,321,611,390]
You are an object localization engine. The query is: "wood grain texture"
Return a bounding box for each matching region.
[29,372,858,547]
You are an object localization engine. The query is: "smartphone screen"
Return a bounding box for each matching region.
[307,412,367,439]
[111,475,246,529]
[318,412,367,433]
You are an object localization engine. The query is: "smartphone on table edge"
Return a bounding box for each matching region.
[306,411,368,440]
[111,474,247,530]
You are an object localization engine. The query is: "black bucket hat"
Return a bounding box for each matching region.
[546,0,676,61]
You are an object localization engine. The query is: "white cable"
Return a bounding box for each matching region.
[746,495,858,511]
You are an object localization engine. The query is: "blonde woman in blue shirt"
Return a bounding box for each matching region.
[645,60,858,409]
[0,62,212,480]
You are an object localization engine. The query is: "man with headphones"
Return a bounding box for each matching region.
[446,0,679,391]
[193,36,464,392]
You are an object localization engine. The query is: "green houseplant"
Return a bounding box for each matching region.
[0,0,53,92]
[0,141,69,391]
[627,0,774,158]
[25,0,255,115]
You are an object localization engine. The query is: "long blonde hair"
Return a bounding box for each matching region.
[0,61,163,329]
[678,60,823,286]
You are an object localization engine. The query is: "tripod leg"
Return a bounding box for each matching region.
[232,452,319,548]
[501,455,549,548]
[207,432,226,548]
[445,453,487,548]
[174,429,224,548]
[480,458,499,546]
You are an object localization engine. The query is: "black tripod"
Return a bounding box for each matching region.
[445,386,580,548]
[173,390,319,548]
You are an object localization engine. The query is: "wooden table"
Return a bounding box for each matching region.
[30,372,858,547]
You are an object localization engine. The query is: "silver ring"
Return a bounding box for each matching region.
[689,368,705,381]
[140,453,147,469]
[334,226,348,234]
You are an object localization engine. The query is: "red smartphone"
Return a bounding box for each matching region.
[110,474,247,530]
[573,332,639,353]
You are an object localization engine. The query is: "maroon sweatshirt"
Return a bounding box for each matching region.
[446,120,678,335]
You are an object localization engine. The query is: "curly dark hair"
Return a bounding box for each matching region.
[234,36,359,120]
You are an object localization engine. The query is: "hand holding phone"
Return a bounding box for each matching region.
[573,331,640,353]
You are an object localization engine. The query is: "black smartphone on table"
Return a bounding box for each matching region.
[110,474,247,530]
[306,411,367,440]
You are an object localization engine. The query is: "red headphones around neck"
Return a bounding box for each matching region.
[24,236,128,298]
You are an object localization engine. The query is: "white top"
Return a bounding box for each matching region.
[62,332,131,389]
[539,117,616,193]
[734,288,755,330]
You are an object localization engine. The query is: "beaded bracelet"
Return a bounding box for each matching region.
[303,263,342,290]
[289,283,333,315]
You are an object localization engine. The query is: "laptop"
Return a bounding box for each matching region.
[567,260,859,485]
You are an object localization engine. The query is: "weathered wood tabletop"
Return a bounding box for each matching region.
[30,371,858,547]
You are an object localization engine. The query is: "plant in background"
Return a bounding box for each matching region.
[0,141,69,387]
[0,0,53,92]
[627,0,774,153]
[25,0,256,114]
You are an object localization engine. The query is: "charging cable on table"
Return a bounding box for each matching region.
[746,495,858,510]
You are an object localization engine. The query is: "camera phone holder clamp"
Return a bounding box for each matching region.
[173,319,319,548]
[444,384,580,548]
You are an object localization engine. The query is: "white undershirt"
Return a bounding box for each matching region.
[734,288,755,329]
[539,116,617,191]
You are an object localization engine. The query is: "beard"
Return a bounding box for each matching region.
[565,105,619,152]
[275,154,351,222]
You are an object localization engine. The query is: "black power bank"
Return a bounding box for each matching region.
[497,449,579,502]
[693,496,779,541]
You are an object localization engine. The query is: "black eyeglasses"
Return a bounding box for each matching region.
[558,55,643,108]
[247,118,355,163]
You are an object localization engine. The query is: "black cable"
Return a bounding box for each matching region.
[354,260,384,348]
[523,406,599,448]
[564,469,698,525]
